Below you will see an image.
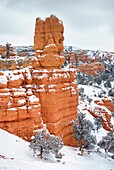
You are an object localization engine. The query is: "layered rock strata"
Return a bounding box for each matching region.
[0,69,43,140]
[33,15,78,146]
[34,14,64,53]
[64,52,105,76]
[0,67,78,145]
[0,15,78,146]
[32,68,78,145]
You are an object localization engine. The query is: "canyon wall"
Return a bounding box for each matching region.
[65,51,105,76]
[0,69,43,140]
[65,50,113,132]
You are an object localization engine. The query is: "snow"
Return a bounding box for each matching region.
[0,75,8,84]
[0,129,113,170]
[34,73,48,79]
[28,95,39,103]
[60,55,65,58]
[9,73,24,81]
[26,89,33,95]
[25,68,32,80]
[18,99,26,104]
[7,108,17,111]
[14,91,26,97]
[49,89,56,92]
[110,81,114,88]
[44,44,56,48]
[78,82,114,132]
[18,106,27,110]
[0,92,10,96]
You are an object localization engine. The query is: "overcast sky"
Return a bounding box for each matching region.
[0,0,114,52]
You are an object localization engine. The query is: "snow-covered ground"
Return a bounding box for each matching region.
[0,129,113,170]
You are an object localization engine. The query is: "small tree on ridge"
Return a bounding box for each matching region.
[73,111,96,155]
[29,129,63,159]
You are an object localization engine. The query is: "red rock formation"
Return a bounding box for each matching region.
[87,108,113,131]
[0,15,78,146]
[77,62,105,76]
[0,45,14,56]
[0,45,6,55]
[86,98,114,131]
[32,69,78,146]
[102,99,114,112]
[34,15,64,53]
[0,67,78,145]
[66,52,105,76]
[0,69,43,141]
[33,15,78,146]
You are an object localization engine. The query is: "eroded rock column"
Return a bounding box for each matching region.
[34,15,78,146]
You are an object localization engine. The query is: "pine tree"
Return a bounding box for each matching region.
[94,117,102,132]
[98,132,114,157]
[73,112,96,155]
[29,129,63,159]
[6,43,11,58]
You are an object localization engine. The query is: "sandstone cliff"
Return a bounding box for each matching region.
[0,15,78,146]
[64,51,105,76]
[64,47,114,131]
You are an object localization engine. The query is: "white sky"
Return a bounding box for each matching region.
[0,0,114,52]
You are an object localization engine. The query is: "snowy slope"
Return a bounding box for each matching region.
[0,129,114,170]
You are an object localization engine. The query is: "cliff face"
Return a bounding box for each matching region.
[65,52,105,76]
[32,68,78,145]
[0,69,43,140]
[0,67,78,145]
[64,48,114,131]
[0,15,78,146]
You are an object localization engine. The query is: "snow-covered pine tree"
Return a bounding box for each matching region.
[6,43,11,58]
[94,117,102,132]
[98,132,114,157]
[73,111,96,155]
[29,129,63,159]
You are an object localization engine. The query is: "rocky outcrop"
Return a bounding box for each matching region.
[77,62,105,76]
[34,14,64,53]
[32,68,78,146]
[0,15,78,146]
[0,56,40,70]
[87,108,113,131]
[65,52,105,76]
[65,49,114,131]
[0,67,78,145]
[0,69,43,140]
[34,15,65,68]
[86,98,114,131]
[33,15,78,146]
[0,45,14,57]
[0,46,6,55]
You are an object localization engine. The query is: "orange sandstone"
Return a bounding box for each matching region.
[0,15,78,146]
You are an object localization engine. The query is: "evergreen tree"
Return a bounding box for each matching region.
[94,117,102,132]
[73,112,96,155]
[98,132,114,157]
[29,129,63,159]
[6,43,11,58]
